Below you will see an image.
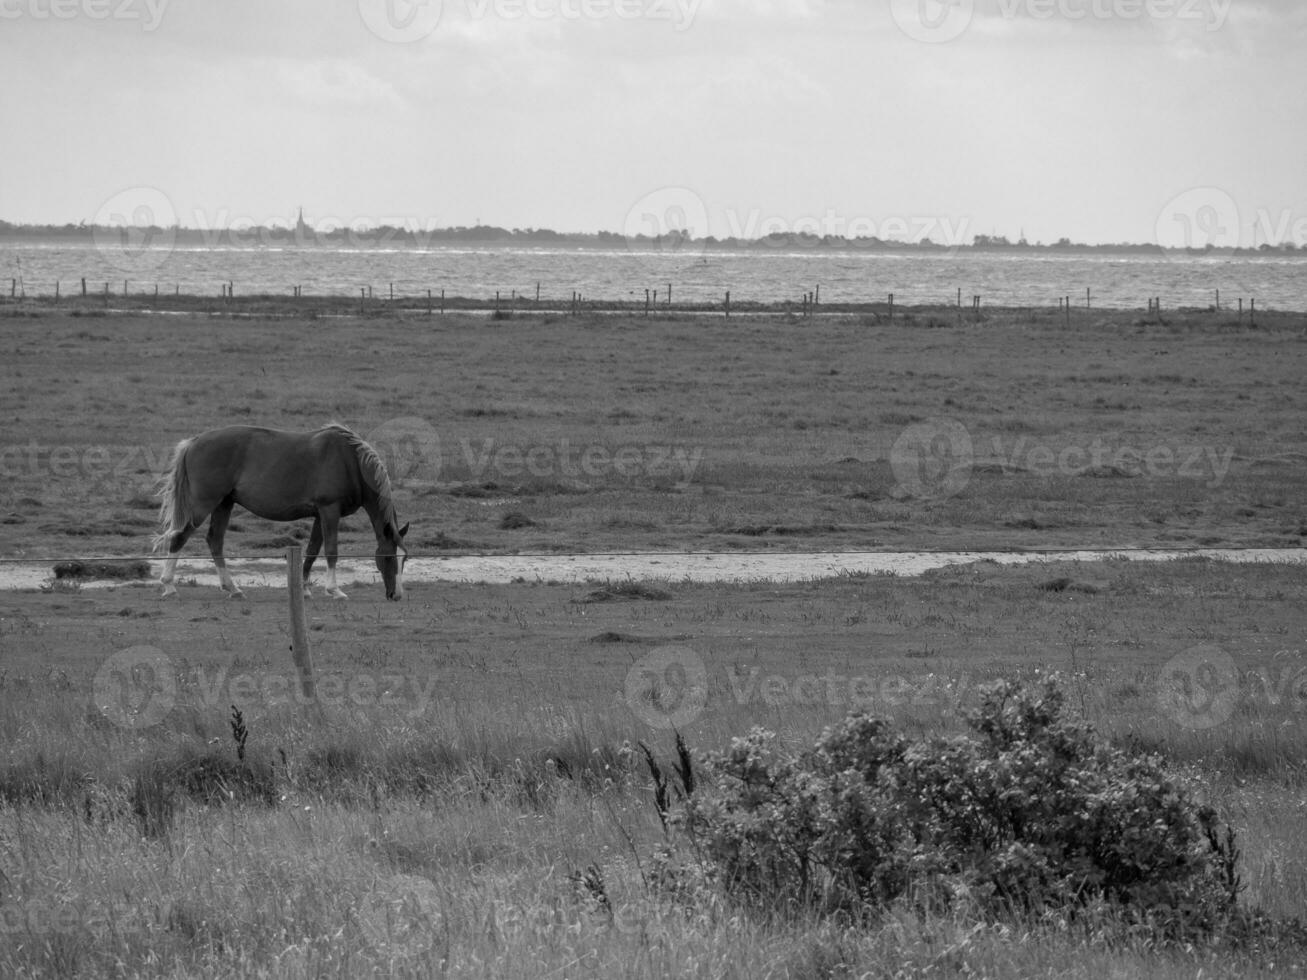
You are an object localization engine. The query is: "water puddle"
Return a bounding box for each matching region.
[5,549,1305,592]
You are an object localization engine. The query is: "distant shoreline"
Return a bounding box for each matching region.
[2,224,1303,258]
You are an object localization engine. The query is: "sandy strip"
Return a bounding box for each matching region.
[5,548,1305,592]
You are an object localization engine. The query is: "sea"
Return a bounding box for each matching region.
[2,241,1305,311]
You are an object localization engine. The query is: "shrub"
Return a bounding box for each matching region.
[662,677,1240,939]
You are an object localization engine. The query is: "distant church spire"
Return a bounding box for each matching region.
[295,206,312,245]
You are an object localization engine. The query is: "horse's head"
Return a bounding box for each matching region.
[376,521,409,600]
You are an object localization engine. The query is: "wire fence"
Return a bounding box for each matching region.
[0,279,1283,319]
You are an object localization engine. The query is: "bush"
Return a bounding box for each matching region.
[661,677,1240,938]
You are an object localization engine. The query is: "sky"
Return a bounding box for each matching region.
[0,0,1304,247]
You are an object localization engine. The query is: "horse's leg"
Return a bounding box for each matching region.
[160,525,198,598]
[206,496,244,598]
[302,516,323,599]
[321,504,347,599]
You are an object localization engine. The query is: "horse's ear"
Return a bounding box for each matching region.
[385,522,410,542]
[398,522,409,539]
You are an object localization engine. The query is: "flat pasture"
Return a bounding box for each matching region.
[2,305,1307,978]
[1,305,1305,558]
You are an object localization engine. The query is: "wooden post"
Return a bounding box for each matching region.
[285,546,320,713]
[815,284,820,305]
[667,282,672,306]
[644,289,650,317]
[1215,288,1220,311]
[55,281,60,302]
[123,279,128,297]
[441,288,445,314]
[426,288,432,316]
[495,290,500,313]
[81,277,87,297]
[1086,286,1090,309]
[536,282,540,303]
[888,293,894,322]
[1250,298,1256,326]
[389,282,394,302]
[957,287,961,308]
[724,290,730,318]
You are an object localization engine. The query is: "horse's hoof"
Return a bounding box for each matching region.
[227,591,246,600]
[327,589,348,600]
[302,588,313,600]
[160,585,177,598]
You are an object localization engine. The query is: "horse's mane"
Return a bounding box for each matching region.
[319,423,399,528]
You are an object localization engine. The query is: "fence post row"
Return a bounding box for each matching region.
[4,278,1273,319]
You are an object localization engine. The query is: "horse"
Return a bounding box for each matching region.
[153,423,409,600]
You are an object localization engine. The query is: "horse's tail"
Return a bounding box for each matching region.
[153,437,196,552]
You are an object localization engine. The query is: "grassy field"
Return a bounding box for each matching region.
[1,304,1304,559]
[2,304,1307,977]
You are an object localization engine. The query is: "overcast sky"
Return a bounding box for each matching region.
[1,0,1303,246]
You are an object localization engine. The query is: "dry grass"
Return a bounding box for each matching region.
[2,306,1307,977]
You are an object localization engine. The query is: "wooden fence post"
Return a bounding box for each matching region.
[286,546,320,713]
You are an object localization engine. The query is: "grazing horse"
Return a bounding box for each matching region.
[153,423,408,600]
